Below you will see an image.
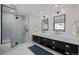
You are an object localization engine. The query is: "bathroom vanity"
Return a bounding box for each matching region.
[32,33,79,55]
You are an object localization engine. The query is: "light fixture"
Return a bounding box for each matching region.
[61,9,64,12]
[11,9,14,12]
[54,5,58,8]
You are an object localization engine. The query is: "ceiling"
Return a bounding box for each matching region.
[14,4,65,16]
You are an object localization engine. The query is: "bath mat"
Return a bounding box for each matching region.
[29,45,53,55]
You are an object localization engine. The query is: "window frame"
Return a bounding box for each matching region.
[53,14,66,32]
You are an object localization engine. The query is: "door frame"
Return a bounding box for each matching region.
[1,4,3,44]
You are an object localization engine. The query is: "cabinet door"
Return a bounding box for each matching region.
[2,13,15,43]
[46,38,78,55]
[59,42,78,54]
[33,35,40,43]
[33,35,37,42]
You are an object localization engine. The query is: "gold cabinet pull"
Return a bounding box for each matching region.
[65,45,70,48]
[52,41,55,44]
[44,43,46,45]
[65,52,70,54]
[44,39,46,41]
[52,47,55,49]
[38,41,40,43]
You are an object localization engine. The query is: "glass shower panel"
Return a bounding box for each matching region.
[5,16,25,45]
[0,5,1,44]
[15,16,24,43]
[2,11,16,43]
[10,16,25,45]
[10,15,17,43]
[2,5,25,46]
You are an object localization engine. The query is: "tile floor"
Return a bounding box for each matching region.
[0,42,62,55]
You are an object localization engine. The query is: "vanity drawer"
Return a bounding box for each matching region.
[41,38,47,42]
[47,39,78,54]
[53,40,78,53]
[47,39,63,48]
[46,39,56,45]
[47,44,67,55]
[47,44,74,55]
[33,35,38,42]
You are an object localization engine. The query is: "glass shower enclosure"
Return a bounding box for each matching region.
[1,5,26,47]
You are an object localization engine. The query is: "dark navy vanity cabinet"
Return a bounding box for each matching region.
[32,35,78,55]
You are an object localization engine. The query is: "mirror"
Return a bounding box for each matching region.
[41,16,49,31]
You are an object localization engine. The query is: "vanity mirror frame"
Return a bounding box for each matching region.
[41,17,49,31]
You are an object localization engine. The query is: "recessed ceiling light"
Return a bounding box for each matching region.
[54,5,58,7]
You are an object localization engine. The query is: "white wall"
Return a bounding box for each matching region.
[23,15,29,42]
[29,14,40,42]
[30,5,79,43]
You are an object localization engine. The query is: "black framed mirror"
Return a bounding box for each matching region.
[41,16,49,31]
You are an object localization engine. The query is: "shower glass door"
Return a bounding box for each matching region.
[2,5,16,44]
[2,5,25,45]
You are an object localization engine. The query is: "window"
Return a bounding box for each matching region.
[53,15,65,32]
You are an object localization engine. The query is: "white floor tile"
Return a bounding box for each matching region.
[0,42,62,55]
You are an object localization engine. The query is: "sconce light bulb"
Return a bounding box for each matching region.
[11,9,14,12]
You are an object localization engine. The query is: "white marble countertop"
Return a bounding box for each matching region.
[33,32,79,45]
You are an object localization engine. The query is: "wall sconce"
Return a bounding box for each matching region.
[54,9,64,15]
